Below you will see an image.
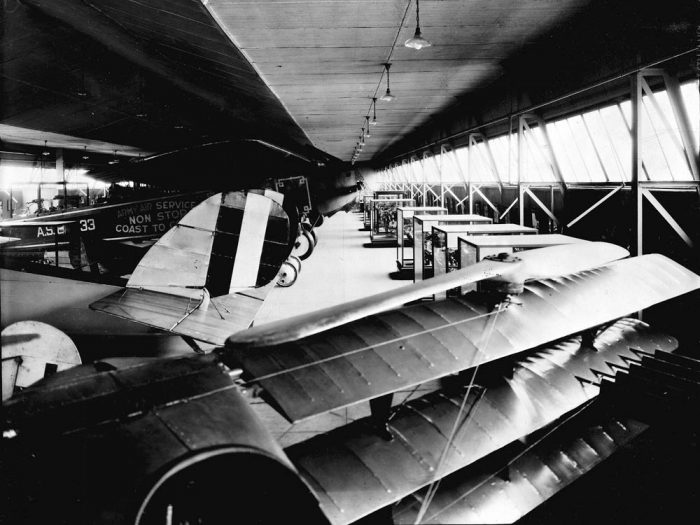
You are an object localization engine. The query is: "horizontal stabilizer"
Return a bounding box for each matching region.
[90,283,273,346]
[228,254,700,422]
[227,242,627,348]
[287,319,674,525]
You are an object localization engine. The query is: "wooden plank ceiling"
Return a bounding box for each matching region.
[3,0,594,168]
[206,0,593,161]
[3,0,323,167]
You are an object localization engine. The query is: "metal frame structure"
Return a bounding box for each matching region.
[375,66,698,261]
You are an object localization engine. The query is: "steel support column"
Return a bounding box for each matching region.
[631,73,643,256]
[517,116,525,225]
[56,148,67,207]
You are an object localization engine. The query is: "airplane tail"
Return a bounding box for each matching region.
[90,190,292,345]
[1,321,81,401]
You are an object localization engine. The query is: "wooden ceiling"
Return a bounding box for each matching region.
[2,0,599,169]
[2,0,325,168]
[205,0,593,160]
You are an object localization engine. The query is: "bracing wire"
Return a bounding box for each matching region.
[420,397,597,522]
[414,301,506,524]
[239,307,502,387]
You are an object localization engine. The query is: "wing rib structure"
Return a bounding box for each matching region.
[227,242,628,348]
[228,253,700,423]
[286,319,676,525]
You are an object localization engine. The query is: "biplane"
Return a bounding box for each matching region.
[0,192,212,275]
[2,195,700,525]
[0,190,301,353]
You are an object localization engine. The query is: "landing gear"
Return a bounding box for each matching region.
[301,220,318,245]
[291,229,315,260]
[287,255,302,275]
[276,260,298,287]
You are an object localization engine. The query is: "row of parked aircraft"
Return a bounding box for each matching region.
[2,155,700,524]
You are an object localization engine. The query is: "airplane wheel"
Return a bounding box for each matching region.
[292,230,315,260]
[287,255,302,274]
[300,221,318,246]
[276,262,298,287]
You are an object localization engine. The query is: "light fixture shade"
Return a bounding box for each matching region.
[405,28,431,49]
[380,88,396,102]
[381,63,395,101]
[370,116,378,125]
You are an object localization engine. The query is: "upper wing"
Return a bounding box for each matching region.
[90,190,292,345]
[227,254,700,422]
[227,241,628,348]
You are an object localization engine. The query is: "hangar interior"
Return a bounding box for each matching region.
[1,1,699,524]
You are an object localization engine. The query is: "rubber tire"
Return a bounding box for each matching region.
[300,222,317,246]
[276,262,298,287]
[287,255,302,274]
[292,230,315,260]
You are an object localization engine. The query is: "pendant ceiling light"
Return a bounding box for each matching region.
[405,0,431,50]
[380,63,396,102]
[364,116,371,137]
[82,146,89,160]
[371,97,378,125]
[41,140,51,156]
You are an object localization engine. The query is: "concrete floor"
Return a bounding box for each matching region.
[256,210,404,324]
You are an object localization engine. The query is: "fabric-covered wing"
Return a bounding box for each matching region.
[227,242,627,348]
[230,254,700,422]
[286,319,675,525]
[392,412,647,524]
[90,283,274,346]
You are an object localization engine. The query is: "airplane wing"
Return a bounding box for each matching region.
[90,191,292,345]
[226,242,628,348]
[284,319,675,525]
[226,252,700,423]
[391,408,648,524]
